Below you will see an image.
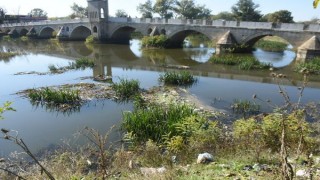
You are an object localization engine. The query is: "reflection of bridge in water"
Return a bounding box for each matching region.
[3,40,319,89]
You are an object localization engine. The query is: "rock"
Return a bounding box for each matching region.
[197,153,214,164]
[243,165,253,171]
[140,167,167,176]
[296,169,309,178]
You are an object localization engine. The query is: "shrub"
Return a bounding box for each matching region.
[112,79,140,100]
[295,58,320,75]
[85,35,98,44]
[159,71,197,86]
[141,35,169,49]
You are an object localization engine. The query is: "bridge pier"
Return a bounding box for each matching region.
[296,36,320,62]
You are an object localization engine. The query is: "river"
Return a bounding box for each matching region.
[0,39,319,156]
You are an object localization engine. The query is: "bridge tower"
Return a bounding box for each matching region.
[87,0,108,40]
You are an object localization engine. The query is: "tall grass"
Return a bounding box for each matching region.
[28,87,81,105]
[159,71,197,86]
[112,79,140,100]
[122,103,196,143]
[210,54,271,70]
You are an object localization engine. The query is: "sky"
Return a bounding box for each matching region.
[1,0,320,22]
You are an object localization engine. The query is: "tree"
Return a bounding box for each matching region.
[153,0,175,19]
[137,0,154,18]
[314,0,320,8]
[173,0,211,19]
[264,10,294,23]
[28,8,47,18]
[115,9,128,18]
[0,7,6,24]
[211,11,235,21]
[231,0,262,21]
[70,3,88,19]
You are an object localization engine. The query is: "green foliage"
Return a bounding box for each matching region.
[122,103,196,143]
[233,111,313,154]
[70,3,88,18]
[115,9,128,17]
[112,79,140,100]
[28,8,47,18]
[0,102,15,119]
[159,71,197,86]
[153,0,175,19]
[210,54,271,70]
[28,87,81,105]
[262,10,294,23]
[20,36,29,42]
[73,57,95,69]
[85,35,98,44]
[231,0,262,21]
[254,39,288,52]
[141,35,169,48]
[173,0,211,19]
[295,58,320,75]
[137,0,154,18]
[211,11,235,21]
[2,35,11,41]
[231,99,260,117]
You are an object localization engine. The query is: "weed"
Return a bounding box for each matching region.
[295,58,320,75]
[112,78,140,100]
[231,99,260,118]
[254,39,288,52]
[159,71,197,86]
[141,35,169,49]
[85,35,98,44]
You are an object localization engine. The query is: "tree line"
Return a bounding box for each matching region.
[136,0,294,23]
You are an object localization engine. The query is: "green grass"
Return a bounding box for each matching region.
[231,99,260,117]
[159,71,197,86]
[112,78,140,100]
[295,58,320,74]
[122,103,196,143]
[254,39,288,52]
[210,54,272,70]
[28,87,81,105]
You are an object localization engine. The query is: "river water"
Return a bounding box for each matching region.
[0,39,319,156]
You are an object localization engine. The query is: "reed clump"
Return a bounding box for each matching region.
[159,71,197,86]
[111,78,140,100]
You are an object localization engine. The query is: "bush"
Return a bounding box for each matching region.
[85,35,98,44]
[159,71,197,86]
[112,79,140,100]
[141,35,169,49]
[295,58,320,75]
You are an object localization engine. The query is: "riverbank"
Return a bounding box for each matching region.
[2,79,320,179]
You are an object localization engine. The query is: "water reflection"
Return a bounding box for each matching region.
[253,49,296,68]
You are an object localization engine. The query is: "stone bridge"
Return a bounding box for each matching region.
[2,0,320,62]
[1,17,320,61]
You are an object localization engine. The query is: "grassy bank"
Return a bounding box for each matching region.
[210,54,272,70]
[295,58,320,75]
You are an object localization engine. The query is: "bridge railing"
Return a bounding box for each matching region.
[0,18,90,28]
[108,17,320,32]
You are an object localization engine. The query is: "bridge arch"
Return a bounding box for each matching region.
[20,28,29,36]
[70,25,91,40]
[242,32,293,49]
[110,25,146,44]
[167,29,212,48]
[39,27,56,38]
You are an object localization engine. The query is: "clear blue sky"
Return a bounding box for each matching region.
[1,0,320,22]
